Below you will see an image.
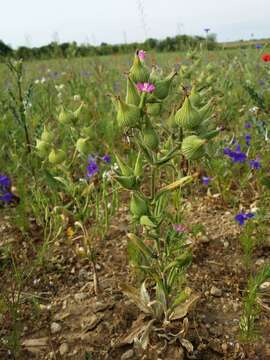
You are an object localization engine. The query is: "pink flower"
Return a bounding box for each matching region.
[138,50,146,61]
[173,224,188,233]
[136,82,155,93]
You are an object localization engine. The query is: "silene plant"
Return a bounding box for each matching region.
[111,50,219,351]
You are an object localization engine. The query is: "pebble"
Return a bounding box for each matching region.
[121,349,134,360]
[255,258,265,266]
[50,322,62,334]
[210,286,222,297]
[59,343,69,355]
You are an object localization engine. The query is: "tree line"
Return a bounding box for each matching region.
[0,34,218,60]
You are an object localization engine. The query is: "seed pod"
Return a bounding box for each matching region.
[147,102,162,116]
[36,139,50,158]
[116,98,141,129]
[198,99,213,120]
[154,71,177,100]
[175,96,201,130]
[181,135,206,160]
[166,108,177,129]
[149,65,163,83]
[48,149,66,165]
[76,138,89,154]
[41,126,54,143]
[115,154,133,176]
[129,50,150,83]
[189,87,201,107]
[130,193,148,218]
[142,124,159,151]
[134,151,143,177]
[114,175,138,190]
[126,77,140,106]
[58,106,74,124]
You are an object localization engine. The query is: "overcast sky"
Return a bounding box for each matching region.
[1,0,269,48]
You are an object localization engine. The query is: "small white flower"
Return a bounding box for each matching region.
[41,77,46,84]
[34,79,40,84]
[55,84,65,92]
[249,106,259,113]
[112,162,119,171]
[73,94,81,101]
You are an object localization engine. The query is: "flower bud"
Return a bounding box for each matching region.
[48,149,66,164]
[58,106,74,124]
[126,77,140,106]
[198,99,213,119]
[41,126,54,143]
[116,97,141,130]
[189,87,201,107]
[76,138,89,154]
[114,175,138,190]
[181,135,206,160]
[149,65,163,83]
[114,154,133,176]
[153,71,177,100]
[129,50,150,83]
[36,139,50,158]
[142,124,159,151]
[147,102,162,116]
[175,96,201,130]
[130,193,148,218]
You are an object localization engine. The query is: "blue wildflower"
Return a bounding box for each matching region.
[0,192,14,203]
[255,44,263,49]
[102,154,111,164]
[245,122,252,129]
[224,144,247,163]
[0,175,11,190]
[202,176,211,186]
[235,212,254,226]
[249,158,261,170]
[86,159,99,177]
[245,134,251,146]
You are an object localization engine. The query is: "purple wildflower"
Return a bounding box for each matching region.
[86,160,99,177]
[249,158,261,170]
[255,44,263,49]
[245,122,252,129]
[224,145,247,163]
[0,175,11,190]
[0,192,14,203]
[173,224,188,233]
[102,154,111,164]
[235,212,254,226]
[138,50,146,61]
[136,82,155,93]
[202,176,212,186]
[245,134,251,146]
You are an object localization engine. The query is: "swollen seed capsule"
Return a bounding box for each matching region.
[41,126,54,143]
[126,77,140,106]
[129,51,150,83]
[142,124,159,151]
[130,193,148,218]
[48,149,66,165]
[36,139,50,158]
[181,135,206,160]
[175,96,201,130]
[76,138,89,155]
[116,98,141,130]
